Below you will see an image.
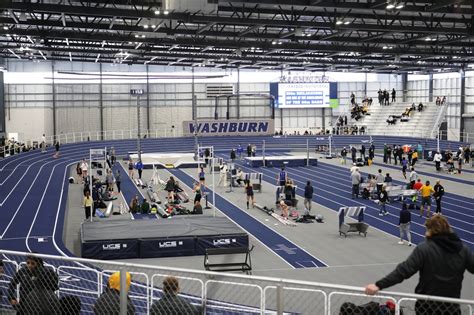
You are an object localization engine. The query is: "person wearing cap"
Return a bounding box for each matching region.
[150,276,200,315]
[8,255,44,307]
[94,271,135,315]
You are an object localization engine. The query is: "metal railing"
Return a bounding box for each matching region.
[430,102,448,139]
[0,250,473,315]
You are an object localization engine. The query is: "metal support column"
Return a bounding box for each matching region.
[460,68,466,142]
[99,63,104,140]
[428,73,434,102]
[119,270,127,315]
[192,68,198,159]
[0,71,5,136]
[401,73,408,102]
[364,72,368,97]
[321,108,325,131]
[137,95,142,161]
[280,108,284,134]
[236,68,240,119]
[146,64,151,135]
[51,61,57,142]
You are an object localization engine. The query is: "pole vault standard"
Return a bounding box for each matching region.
[130,89,145,161]
[198,145,216,217]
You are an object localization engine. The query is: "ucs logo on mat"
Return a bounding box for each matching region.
[213,238,236,246]
[159,241,184,248]
[102,243,128,250]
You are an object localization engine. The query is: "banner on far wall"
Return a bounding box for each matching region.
[183,119,275,136]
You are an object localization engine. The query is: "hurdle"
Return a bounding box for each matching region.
[338,206,368,237]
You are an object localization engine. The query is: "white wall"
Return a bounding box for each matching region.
[3,59,470,142]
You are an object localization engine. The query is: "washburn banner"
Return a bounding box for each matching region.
[183,119,275,136]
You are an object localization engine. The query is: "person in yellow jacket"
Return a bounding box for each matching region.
[411,151,418,167]
[420,180,435,218]
[83,191,93,220]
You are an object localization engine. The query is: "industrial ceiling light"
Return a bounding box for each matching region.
[154,10,160,15]
[343,21,351,25]
[143,24,149,29]
[163,10,169,15]
[395,3,404,9]
[336,20,343,25]
[386,3,395,9]
[2,25,8,30]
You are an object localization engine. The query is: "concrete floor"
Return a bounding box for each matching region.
[62,155,474,300]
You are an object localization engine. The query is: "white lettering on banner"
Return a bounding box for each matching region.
[213,238,232,245]
[183,119,274,136]
[159,241,178,248]
[102,244,121,250]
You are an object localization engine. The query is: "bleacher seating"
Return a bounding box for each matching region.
[354,102,441,137]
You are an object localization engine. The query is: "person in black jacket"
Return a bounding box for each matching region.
[8,255,44,307]
[378,185,388,216]
[94,272,135,315]
[18,267,61,315]
[398,203,412,246]
[433,180,445,214]
[365,215,474,315]
[303,181,314,212]
[150,276,200,315]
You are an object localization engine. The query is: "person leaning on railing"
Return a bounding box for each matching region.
[365,215,474,315]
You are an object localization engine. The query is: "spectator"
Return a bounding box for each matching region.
[279,200,289,219]
[150,276,200,315]
[230,149,236,162]
[386,146,392,164]
[304,181,314,212]
[41,133,46,153]
[384,89,389,105]
[433,151,442,172]
[106,170,114,192]
[351,146,357,163]
[165,176,176,203]
[412,150,418,167]
[418,102,424,112]
[434,180,445,214]
[135,160,144,180]
[436,96,441,106]
[204,148,210,165]
[398,203,412,246]
[128,159,134,178]
[378,185,389,216]
[94,272,135,315]
[377,89,383,105]
[409,168,418,188]
[391,88,396,103]
[80,159,89,181]
[441,96,446,104]
[129,195,140,213]
[350,92,355,105]
[413,178,423,191]
[141,199,150,214]
[251,144,257,157]
[193,200,203,214]
[384,173,393,184]
[84,191,93,220]
[365,215,474,315]
[218,163,228,187]
[457,154,463,174]
[18,267,61,315]
[375,169,384,194]
[340,147,348,165]
[420,180,435,218]
[237,144,243,160]
[351,168,361,199]
[246,144,252,157]
[463,146,470,164]
[8,255,44,307]
[53,141,60,158]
